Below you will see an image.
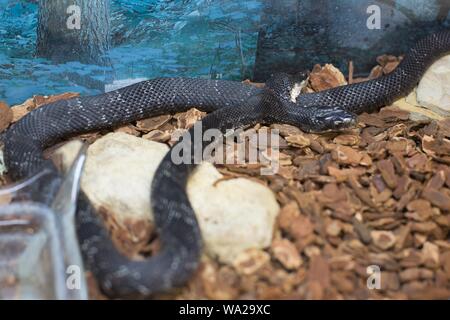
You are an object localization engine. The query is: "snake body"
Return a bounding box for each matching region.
[3,30,450,298]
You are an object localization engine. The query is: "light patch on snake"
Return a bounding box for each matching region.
[290,79,308,103]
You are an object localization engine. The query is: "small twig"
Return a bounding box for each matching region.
[348,60,354,84]
[236,29,247,78]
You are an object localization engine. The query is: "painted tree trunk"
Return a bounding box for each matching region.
[37,0,111,66]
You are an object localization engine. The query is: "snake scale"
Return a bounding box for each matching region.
[3,30,450,298]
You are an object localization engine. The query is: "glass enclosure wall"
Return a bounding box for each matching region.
[0,0,449,105]
[254,0,450,80]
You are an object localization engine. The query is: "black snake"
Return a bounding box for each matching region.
[3,30,450,298]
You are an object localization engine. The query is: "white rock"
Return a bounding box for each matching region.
[394,91,445,122]
[82,132,169,226]
[57,132,279,263]
[417,54,450,116]
[187,163,279,264]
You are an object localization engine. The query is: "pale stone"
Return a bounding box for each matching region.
[187,162,280,264]
[82,132,169,227]
[394,92,444,122]
[416,54,450,116]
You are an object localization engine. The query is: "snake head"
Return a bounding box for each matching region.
[305,106,357,133]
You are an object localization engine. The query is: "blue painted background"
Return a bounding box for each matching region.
[0,0,263,105]
[0,0,449,105]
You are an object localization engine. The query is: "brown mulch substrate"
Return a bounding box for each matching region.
[0,56,449,300]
